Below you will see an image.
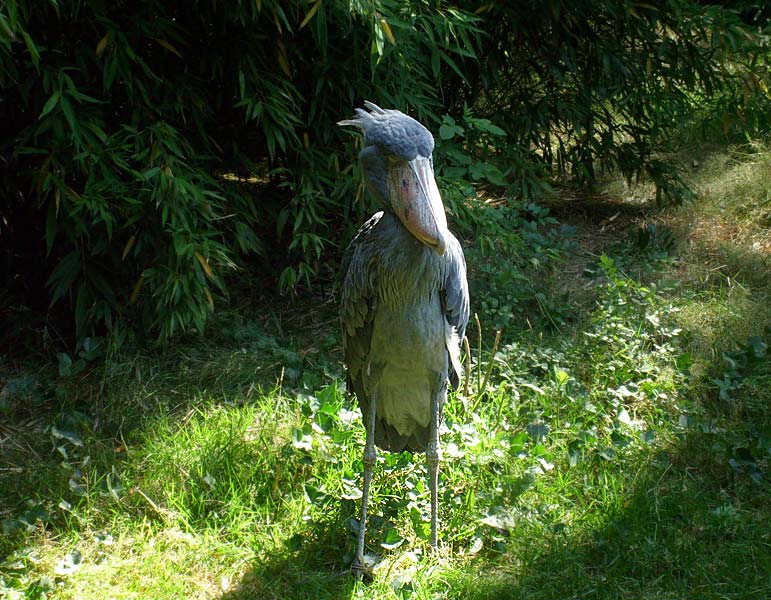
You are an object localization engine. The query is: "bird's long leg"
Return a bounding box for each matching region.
[353,393,378,579]
[427,387,442,551]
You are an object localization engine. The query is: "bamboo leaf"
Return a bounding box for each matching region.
[59,96,80,143]
[96,33,109,56]
[154,38,182,58]
[64,185,81,200]
[0,13,16,43]
[277,43,291,77]
[299,0,322,30]
[83,121,108,142]
[203,286,214,310]
[439,50,466,81]
[104,55,118,90]
[372,21,385,60]
[40,92,60,119]
[21,31,39,70]
[47,251,82,305]
[122,235,135,260]
[380,18,395,45]
[195,251,215,279]
[129,274,144,304]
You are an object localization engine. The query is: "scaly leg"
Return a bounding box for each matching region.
[427,388,442,551]
[353,393,378,579]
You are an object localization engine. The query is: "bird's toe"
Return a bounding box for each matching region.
[351,554,374,582]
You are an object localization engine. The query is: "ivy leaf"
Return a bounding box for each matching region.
[54,550,83,576]
[57,353,73,376]
[480,510,517,534]
[292,424,313,451]
[52,424,82,446]
[526,421,550,442]
[380,527,405,550]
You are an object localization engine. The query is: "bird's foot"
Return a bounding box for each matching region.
[351,553,374,583]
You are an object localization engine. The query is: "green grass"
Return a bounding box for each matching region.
[2,141,771,599]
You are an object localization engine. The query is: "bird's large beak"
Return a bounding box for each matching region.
[388,156,448,255]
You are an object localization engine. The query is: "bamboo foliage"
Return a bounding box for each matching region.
[0,0,767,344]
[0,0,481,341]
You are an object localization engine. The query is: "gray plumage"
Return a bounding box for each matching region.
[339,103,469,574]
[341,210,469,451]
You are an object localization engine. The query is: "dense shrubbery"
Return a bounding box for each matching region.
[453,1,770,198]
[1,0,768,346]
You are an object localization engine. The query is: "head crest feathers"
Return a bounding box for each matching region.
[337,102,434,160]
[336,101,389,129]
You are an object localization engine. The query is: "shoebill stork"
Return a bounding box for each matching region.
[338,103,470,576]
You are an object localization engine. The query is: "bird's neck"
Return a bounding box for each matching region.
[377,212,445,307]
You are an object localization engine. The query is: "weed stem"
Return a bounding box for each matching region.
[463,335,471,398]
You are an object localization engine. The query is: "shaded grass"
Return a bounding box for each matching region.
[2,141,771,599]
[446,440,771,600]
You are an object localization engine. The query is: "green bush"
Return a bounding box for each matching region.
[1,0,766,346]
[0,0,479,343]
[450,0,769,198]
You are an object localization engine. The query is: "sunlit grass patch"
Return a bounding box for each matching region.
[131,401,291,533]
[676,283,765,358]
[688,142,771,245]
[666,142,771,290]
[13,525,246,600]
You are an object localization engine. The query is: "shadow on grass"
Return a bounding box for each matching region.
[444,429,770,599]
[219,506,360,600]
[219,555,357,600]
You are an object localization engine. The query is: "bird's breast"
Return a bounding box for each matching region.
[366,290,448,437]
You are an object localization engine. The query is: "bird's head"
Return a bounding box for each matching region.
[339,102,449,255]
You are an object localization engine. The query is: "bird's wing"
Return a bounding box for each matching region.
[442,235,470,388]
[340,212,383,402]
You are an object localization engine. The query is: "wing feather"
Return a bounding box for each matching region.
[340,212,383,423]
[442,234,470,389]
